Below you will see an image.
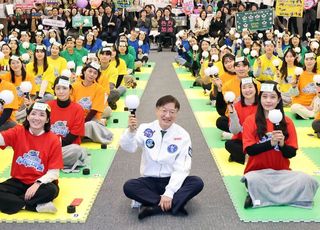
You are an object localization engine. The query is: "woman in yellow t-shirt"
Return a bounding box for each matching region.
[26,45,55,101]
[47,42,67,77]
[291,53,318,119]
[0,44,11,74]
[276,48,299,106]
[71,62,113,145]
[1,56,37,121]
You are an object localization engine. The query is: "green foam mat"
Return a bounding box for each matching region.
[173,63,320,222]
[189,98,216,112]
[107,112,129,128]
[224,176,320,222]
[180,80,195,89]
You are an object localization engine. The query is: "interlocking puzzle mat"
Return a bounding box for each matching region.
[173,63,320,222]
[0,62,155,223]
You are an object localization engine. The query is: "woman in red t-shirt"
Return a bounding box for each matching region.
[242,81,318,209]
[0,102,63,214]
[225,77,258,164]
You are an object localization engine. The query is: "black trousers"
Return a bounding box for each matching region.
[0,178,59,214]
[216,116,229,132]
[158,32,176,48]
[225,139,245,164]
[123,176,204,215]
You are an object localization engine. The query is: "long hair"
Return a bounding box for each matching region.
[9,58,26,83]
[33,48,49,74]
[255,81,288,140]
[279,48,299,83]
[222,53,235,74]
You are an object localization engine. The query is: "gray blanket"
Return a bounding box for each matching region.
[241,169,319,208]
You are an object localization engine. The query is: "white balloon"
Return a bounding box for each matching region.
[250,50,258,57]
[138,40,143,47]
[313,74,320,84]
[224,91,236,103]
[0,90,14,105]
[311,41,319,50]
[236,38,242,44]
[20,81,32,93]
[243,48,250,55]
[211,54,219,62]
[49,37,56,44]
[306,32,311,37]
[22,42,30,49]
[274,30,279,35]
[294,47,301,53]
[235,33,240,39]
[175,40,181,47]
[272,59,280,67]
[268,109,283,125]
[210,65,219,76]
[125,95,140,110]
[258,33,263,39]
[61,69,72,78]
[192,45,199,51]
[294,67,303,76]
[204,67,212,77]
[67,61,76,70]
[0,24,4,30]
[21,53,30,61]
[38,24,43,30]
[277,32,283,38]
[202,51,209,58]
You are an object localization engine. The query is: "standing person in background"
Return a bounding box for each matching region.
[121,95,204,220]
[157,8,176,52]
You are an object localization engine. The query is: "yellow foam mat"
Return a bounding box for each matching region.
[114,99,125,113]
[136,80,147,90]
[212,148,319,177]
[290,149,319,174]
[0,177,103,223]
[195,111,218,128]
[211,148,245,176]
[172,63,180,68]
[183,89,206,99]
[177,73,194,81]
[0,148,13,173]
[296,127,320,148]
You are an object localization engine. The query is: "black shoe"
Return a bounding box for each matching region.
[171,47,176,52]
[244,194,253,209]
[109,102,117,110]
[157,46,162,52]
[135,67,141,72]
[138,206,162,220]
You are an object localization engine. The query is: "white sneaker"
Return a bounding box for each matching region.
[36,202,57,213]
[131,200,142,209]
[221,131,233,141]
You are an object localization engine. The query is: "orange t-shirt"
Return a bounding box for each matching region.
[292,71,317,106]
[71,81,105,120]
[1,72,37,107]
[0,80,19,121]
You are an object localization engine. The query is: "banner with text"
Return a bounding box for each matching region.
[276,0,304,17]
[236,8,273,32]
[72,15,93,27]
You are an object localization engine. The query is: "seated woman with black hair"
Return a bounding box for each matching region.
[0,102,63,214]
[241,81,318,209]
[225,77,258,164]
[48,76,88,169]
[71,62,113,145]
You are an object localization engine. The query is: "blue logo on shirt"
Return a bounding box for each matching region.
[146,139,155,148]
[144,128,154,138]
[35,75,42,85]
[16,150,44,172]
[78,97,92,110]
[51,121,69,137]
[167,144,178,153]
